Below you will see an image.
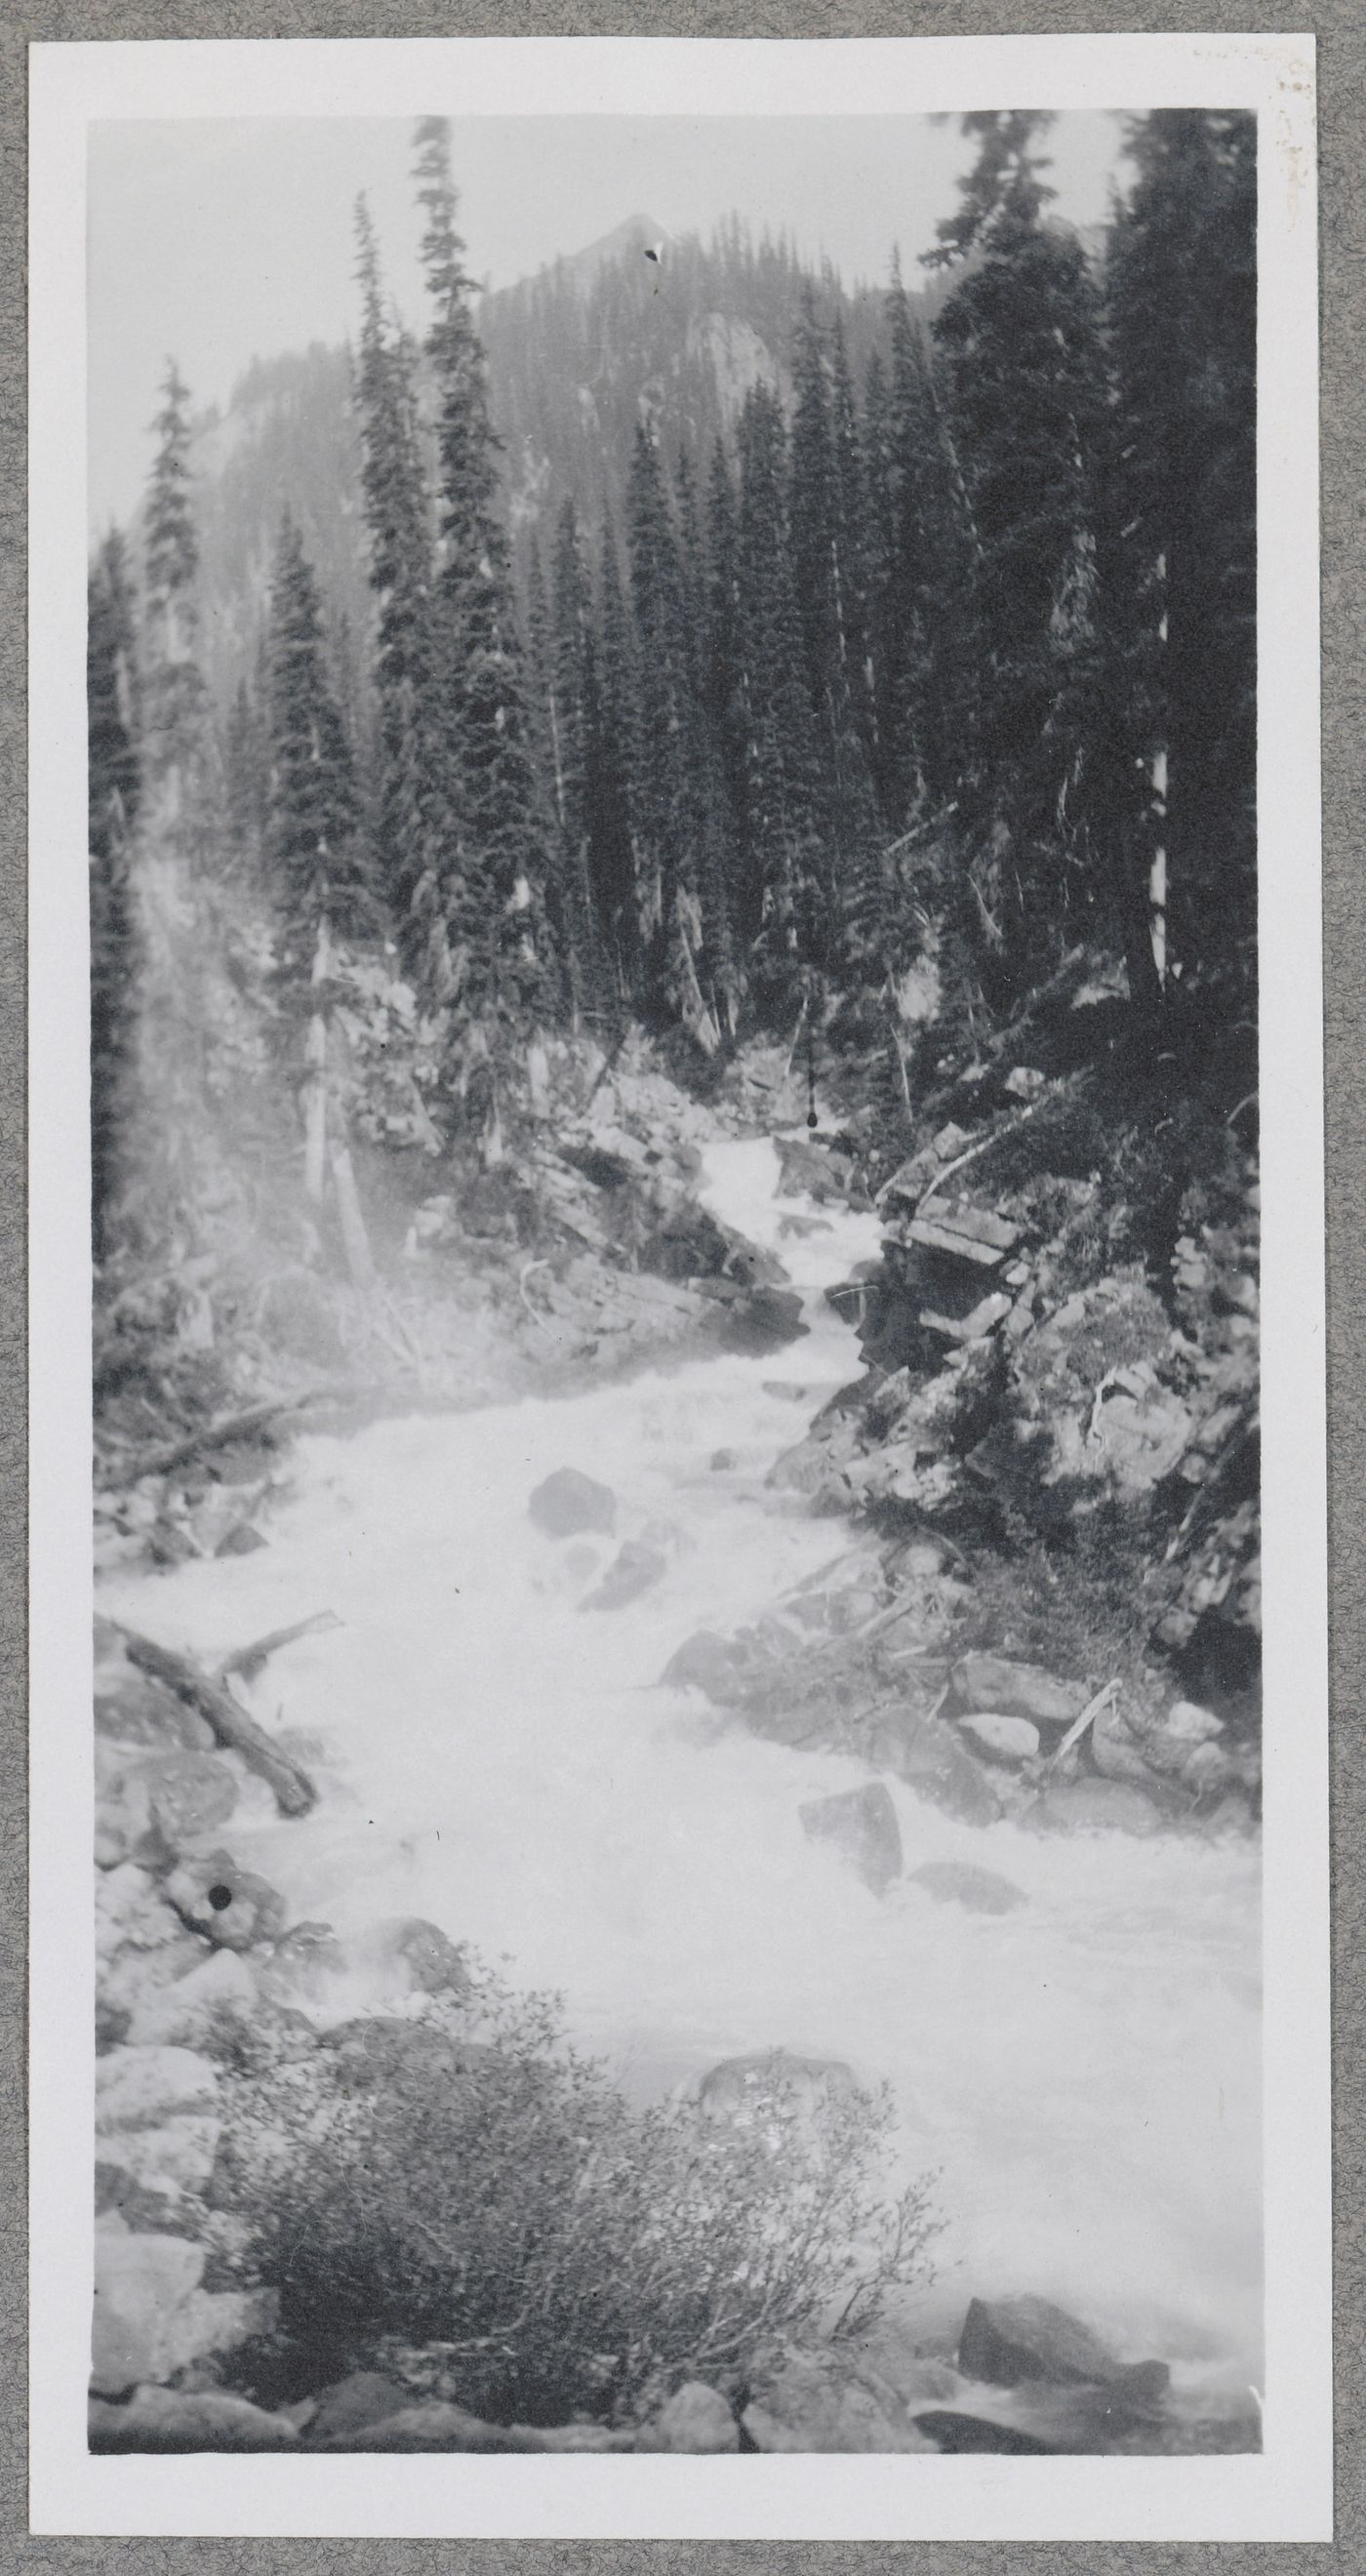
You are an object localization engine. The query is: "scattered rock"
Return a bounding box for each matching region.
[307,2370,414,2443]
[319,2402,627,2453]
[125,1948,257,2050]
[913,2408,1055,2454]
[528,1467,618,1539]
[799,1782,903,1896]
[698,2051,857,2137]
[89,2383,298,2449]
[908,1861,1027,1915]
[661,1630,751,1703]
[956,1711,1041,1764]
[958,2294,1119,2390]
[256,1920,347,2010]
[861,1705,1003,1827]
[951,1655,1087,1730]
[742,2342,934,2452]
[710,1448,738,1470]
[216,1520,268,1558]
[163,1849,288,1952]
[651,2381,739,2452]
[776,1137,855,1205]
[1028,1779,1163,1837]
[356,1915,473,2001]
[582,1539,668,1611]
[96,2042,222,2199]
[95,1748,239,1870]
[91,2227,273,2398]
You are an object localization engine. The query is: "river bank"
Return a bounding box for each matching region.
[90,1116,1263,2456]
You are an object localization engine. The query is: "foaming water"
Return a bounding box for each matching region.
[99,1136,1262,2392]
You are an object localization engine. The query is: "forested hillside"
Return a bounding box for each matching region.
[89,104,1258,1679]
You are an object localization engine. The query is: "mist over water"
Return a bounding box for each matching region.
[98,1138,1262,2397]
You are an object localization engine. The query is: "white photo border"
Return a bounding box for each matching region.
[28,30,1327,2542]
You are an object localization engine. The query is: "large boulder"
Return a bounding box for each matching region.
[741,2341,934,2453]
[355,1915,473,2002]
[650,2381,740,2452]
[89,2383,298,2449]
[698,2050,857,2138]
[958,2294,1119,2389]
[528,1467,618,1539]
[861,1705,1003,1827]
[951,1654,1088,1732]
[661,1630,753,1704]
[95,1747,238,1870]
[799,1782,904,1896]
[125,1948,257,2051]
[163,1849,288,1952]
[306,2371,414,2444]
[582,1539,668,1612]
[91,2222,274,2398]
[956,1712,1041,1765]
[256,1920,347,2010]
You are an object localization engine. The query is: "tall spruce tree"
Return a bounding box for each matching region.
[625,423,720,1046]
[1105,109,1257,1015]
[352,194,445,961]
[734,381,825,1018]
[88,530,141,1259]
[590,511,641,1001]
[141,361,212,832]
[264,511,372,981]
[928,113,1108,1004]
[413,115,550,1060]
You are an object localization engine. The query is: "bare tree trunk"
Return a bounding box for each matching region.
[330,1129,377,1290]
[303,913,332,1203]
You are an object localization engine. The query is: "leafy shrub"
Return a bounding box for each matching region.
[205,1971,941,2427]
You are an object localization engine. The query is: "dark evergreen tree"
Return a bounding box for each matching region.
[264,511,373,981]
[733,381,825,1017]
[223,641,272,879]
[928,115,1109,1003]
[589,511,641,1001]
[352,194,445,962]
[413,115,551,1058]
[141,361,212,827]
[625,423,720,1046]
[88,530,141,1258]
[1105,109,1257,1014]
[545,497,611,1026]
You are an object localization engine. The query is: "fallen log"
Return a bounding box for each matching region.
[131,1397,320,1483]
[216,1610,342,1687]
[115,1625,318,1818]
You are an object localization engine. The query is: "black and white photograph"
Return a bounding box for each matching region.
[28,32,1328,2542]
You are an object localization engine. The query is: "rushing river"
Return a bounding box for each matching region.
[99,1138,1263,2406]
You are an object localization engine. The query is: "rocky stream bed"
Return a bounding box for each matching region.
[89,1083,1263,2458]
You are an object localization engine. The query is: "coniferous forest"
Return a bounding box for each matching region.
[87,111,1267,2460]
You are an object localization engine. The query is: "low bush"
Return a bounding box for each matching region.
[205,1970,942,2427]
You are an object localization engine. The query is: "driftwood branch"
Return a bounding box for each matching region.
[129,1397,319,1483]
[216,1610,342,1687]
[116,1625,318,1817]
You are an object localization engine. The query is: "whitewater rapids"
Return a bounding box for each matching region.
[97,1138,1262,2399]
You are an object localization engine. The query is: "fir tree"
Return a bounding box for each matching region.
[264,510,372,980]
[589,510,641,1001]
[734,381,825,1017]
[88,530,141,1259]
[1105,109,1257,1012]
[625,423,719,1045]
[352,194,445,960]
[141,361,212,828]
[413,116,550,1053]
[929,116,1108,1002]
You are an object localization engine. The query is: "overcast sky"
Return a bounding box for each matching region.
[88,112,1126,532]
